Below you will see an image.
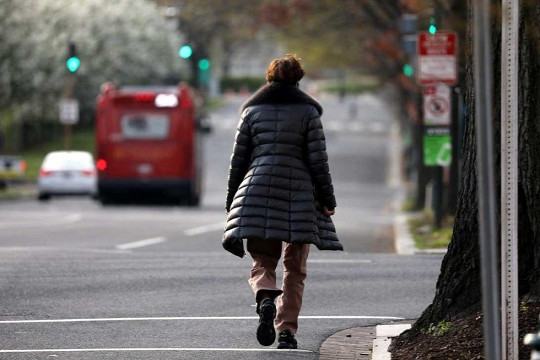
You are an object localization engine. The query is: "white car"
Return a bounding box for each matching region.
[37,151,97,200]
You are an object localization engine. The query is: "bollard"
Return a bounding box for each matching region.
[524,315,540,360]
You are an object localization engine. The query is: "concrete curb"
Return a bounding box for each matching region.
[371,324,412,360]
[393,214,417,255]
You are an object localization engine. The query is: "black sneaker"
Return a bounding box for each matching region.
[277,330,297,349]
[256,299,276,346]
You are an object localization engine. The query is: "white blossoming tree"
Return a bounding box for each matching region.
[0,0,183,150]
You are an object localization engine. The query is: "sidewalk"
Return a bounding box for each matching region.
[319,323,413,360]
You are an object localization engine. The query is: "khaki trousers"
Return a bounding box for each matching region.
[247,239,310,334]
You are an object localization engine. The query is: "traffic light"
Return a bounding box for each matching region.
[403,64,414,77]
[428,17,437,35]
[179,45,193,59]
[198,59,210,70]
[66,42,80,73]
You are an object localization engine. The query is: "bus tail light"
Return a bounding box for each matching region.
[20,160,27,173]
[97,159,107,171]
[134,92,155,102]
[178,84,193,109]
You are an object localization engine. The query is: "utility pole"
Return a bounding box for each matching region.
[473,0,502,359]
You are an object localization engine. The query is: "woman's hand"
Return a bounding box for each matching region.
[323,207,335,216]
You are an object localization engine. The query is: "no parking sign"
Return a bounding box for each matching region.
[424,84,451,126]
[423,84,452,166]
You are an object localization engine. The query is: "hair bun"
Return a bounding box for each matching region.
[266,54,305,85]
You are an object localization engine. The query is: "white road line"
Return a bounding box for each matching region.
[115,237,166,250]
[0,315,404,324]
[0,348,313,354]
[308,259,372,264]
[183,222,224,236]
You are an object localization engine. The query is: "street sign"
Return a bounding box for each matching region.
[417,31,458,85]
[59,99,79,125]
[424,83,451,126]
[423,130,452,166]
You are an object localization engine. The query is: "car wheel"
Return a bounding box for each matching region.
[38,193,51,201]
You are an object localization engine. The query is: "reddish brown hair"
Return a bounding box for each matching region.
[265,54,305,85]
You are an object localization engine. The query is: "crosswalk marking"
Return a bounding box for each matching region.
[0,348,314,354]
[0,315,404,324]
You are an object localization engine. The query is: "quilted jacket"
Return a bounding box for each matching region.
[222,82,342,257]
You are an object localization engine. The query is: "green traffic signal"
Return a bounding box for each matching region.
[198,59,210,70]
[429,18,437,35]
[179,45,193,59]
[403,64,413,77]
[66,56,81,73]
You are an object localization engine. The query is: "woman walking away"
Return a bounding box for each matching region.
[223,54,342,349]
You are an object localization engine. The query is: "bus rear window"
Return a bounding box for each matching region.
[121,114,170,140]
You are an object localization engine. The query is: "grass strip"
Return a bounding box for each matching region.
[21,128,95,180]
[408,213,453,249]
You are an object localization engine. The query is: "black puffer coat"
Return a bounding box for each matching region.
[222,82,342,257]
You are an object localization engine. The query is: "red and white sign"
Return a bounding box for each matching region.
[423,83,451,126]
[417,31,458,85]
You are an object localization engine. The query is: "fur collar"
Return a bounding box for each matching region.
[241,82,323,115]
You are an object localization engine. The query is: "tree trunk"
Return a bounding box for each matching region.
[412,0,540,332]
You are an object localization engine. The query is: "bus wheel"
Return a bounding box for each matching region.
[186,192,200,206]
[186,179,201,206]
[99,194,113,205]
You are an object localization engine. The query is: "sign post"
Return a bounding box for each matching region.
[59,98,79,150]
[473,1,502,359]
[417,31,457,229]
[501,0,520,359]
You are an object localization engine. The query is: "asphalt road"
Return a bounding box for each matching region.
[0,93,443,359]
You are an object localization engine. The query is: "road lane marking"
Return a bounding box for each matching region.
[0,315,404,324]
[115,237,166,250]
[0,214,82,229]
[184,222,224,236]
[0,348,313,354]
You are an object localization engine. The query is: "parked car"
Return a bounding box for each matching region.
[0,155,26,189]
[37,151,97,200]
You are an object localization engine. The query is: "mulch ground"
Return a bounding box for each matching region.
[391,303,540,360]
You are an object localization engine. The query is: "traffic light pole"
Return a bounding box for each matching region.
[63,74,76,150]
[61,41,80,150]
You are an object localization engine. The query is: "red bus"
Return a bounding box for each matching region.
[95,83,202,205]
